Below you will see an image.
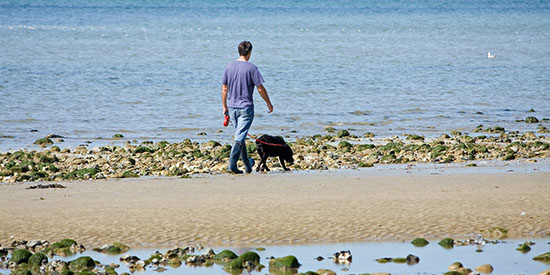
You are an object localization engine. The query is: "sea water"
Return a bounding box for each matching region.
[1,239,549,274]
[1,0,550,151]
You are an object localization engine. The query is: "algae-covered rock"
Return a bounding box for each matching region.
[406,135,424,141]
[337,129,350,138]
[533,252,550,263]
[122,171,139,178]
[298,272,319,275]
[69,256,95,272]
[517,242,531,253]
[411,238,429,247]
[444,272,464,275]
[27,252,48,266]
[337,141,353,149]
[34,138,53,146]
[376,257,391,263]
[65,168,98,179]
[226,251,260,269]
[438,238,454,249]
[391,257,407,263]
[269,255,301,269]
[213,250,238,261]
[448,261,463,270]
[525,116,539,123]
[9,249,33,265]
[113,134,124,138]
[94,243,129,254]
[134,146,154,154]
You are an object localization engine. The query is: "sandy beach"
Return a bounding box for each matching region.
[1,162,549,249]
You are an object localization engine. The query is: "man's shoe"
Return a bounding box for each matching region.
[228,141,243,174]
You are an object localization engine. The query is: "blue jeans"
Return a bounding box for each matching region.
[228,107,254,173]
[229,107,254,142]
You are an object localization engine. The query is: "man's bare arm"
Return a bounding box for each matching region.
[257,84,273,113]
[222,84,228,115]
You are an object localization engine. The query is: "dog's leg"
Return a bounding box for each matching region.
[279,156,290,171]
[257,154,269,172]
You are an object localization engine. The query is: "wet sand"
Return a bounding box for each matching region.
[1,162,549,249]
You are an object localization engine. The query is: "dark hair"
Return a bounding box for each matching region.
[238,41,253,56]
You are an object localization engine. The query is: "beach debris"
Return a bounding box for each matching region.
[332,250,352,264]
[475,263,494,274]
[26,183,66,189]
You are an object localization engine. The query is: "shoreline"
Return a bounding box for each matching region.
[1,161,549,249]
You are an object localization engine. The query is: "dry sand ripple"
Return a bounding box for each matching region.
[1,166,549,248]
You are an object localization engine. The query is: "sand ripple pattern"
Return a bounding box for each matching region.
[1,171,549,248]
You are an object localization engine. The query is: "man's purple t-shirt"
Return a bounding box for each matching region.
[223,60,264,109]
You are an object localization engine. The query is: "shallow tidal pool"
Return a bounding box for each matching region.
[4,239,549,274]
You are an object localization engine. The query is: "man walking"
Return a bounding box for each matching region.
[222,41,273,174]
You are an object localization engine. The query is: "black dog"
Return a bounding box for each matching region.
[255,135,294,172]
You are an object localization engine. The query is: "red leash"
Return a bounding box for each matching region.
[247,134,285,147]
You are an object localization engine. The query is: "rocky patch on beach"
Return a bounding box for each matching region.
[1,129,549,182]
[2,238,550,274]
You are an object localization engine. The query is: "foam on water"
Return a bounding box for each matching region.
[1,0,549,151]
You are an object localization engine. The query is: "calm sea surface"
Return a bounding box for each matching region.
[1,0,550,151]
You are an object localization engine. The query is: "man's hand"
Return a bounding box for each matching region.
[223,107,228,116]
[257,84,273,113]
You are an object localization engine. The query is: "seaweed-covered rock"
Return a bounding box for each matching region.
[213,250,237,261]
[9,249,33,265]
[337,129,350,138]
[93,243,129,254]
[411,238,429,247]
[34,138,53,146]
[406,135,424,141]
[122,171,139,178]
[65,168,98,179]
[391,257,407,263]
[226,251,260,269]
[69,256,95,272]
[28,252,48,266]
[439,238,454,249]
[113,134,124,138]
[269,255,301,269]
[516,242,531,253]
[533,252,550,263]
[525,116,539,123]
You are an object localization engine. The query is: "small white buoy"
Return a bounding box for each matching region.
[488,52,496,58]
